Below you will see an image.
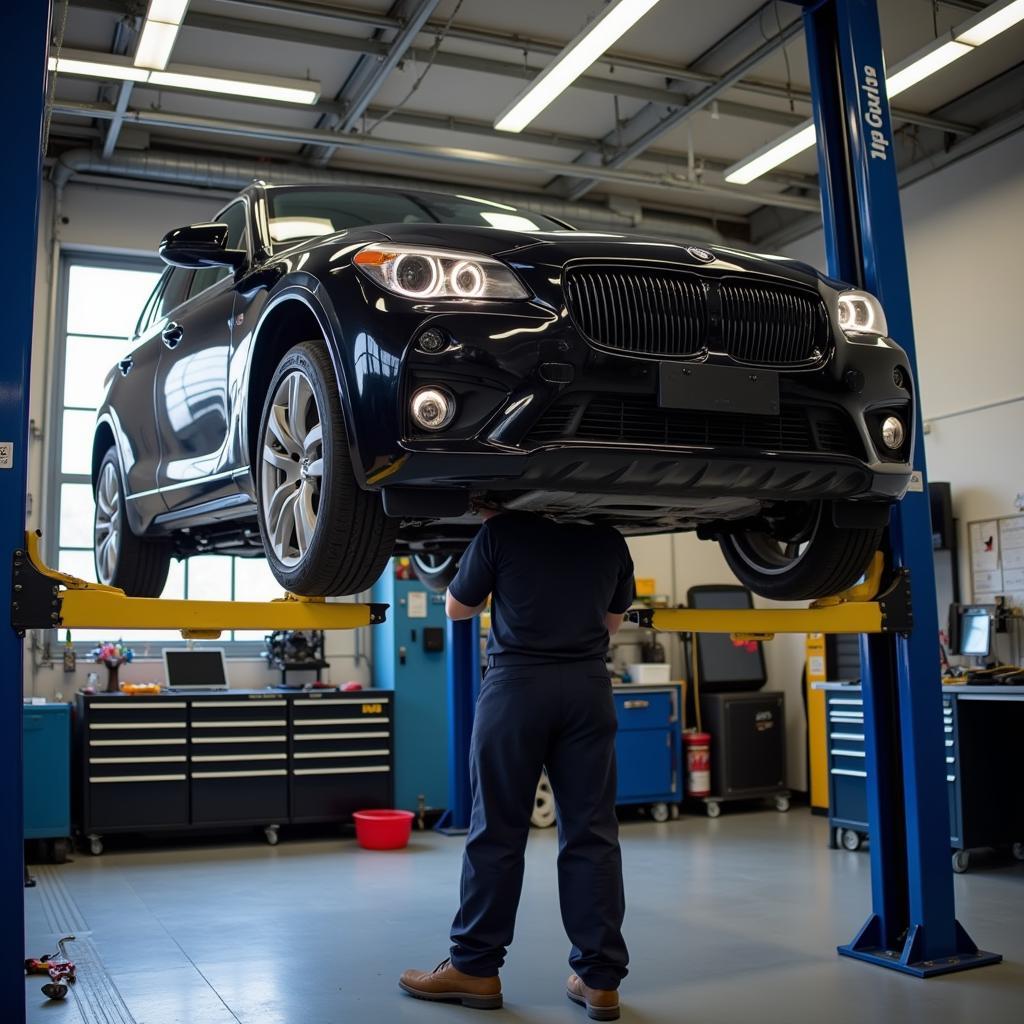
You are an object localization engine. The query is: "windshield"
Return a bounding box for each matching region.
[266,187,568,246]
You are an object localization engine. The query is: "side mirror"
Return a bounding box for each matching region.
[158,223,246,271]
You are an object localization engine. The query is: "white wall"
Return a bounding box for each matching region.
[26,179,370,701]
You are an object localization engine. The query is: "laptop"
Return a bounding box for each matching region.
[162,647,230,692]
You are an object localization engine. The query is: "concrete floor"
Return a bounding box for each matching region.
[24,809,1024,1024]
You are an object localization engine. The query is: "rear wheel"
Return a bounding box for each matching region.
[93,448,172,597]
[410,552,460,593]
[256,341,397,596]
[718,501,884,601]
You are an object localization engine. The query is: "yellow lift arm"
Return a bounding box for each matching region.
[11,532,388,639]
[625,555,912,639]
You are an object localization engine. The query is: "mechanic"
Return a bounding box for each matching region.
[400,507,635,1021]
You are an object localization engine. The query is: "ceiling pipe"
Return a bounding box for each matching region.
[51,148,729,243]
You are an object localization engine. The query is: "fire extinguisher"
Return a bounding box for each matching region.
[684,731,712,797]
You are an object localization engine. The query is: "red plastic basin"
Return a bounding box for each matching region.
[353,809,414,850]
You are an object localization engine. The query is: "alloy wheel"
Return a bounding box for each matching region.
[260,369,325,567]
[94,459,121,584]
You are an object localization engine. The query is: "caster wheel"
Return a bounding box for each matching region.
[952,850,970,874]
[88,836,103,856]
[650,802,670,823]
[670,804,680,820]
[1012,842,1024,862]
[264,826,280,846]
[51,838,71,863]
[705,801,722,819]
[829,827,841,850]
[531,772,556,828]
[841,829,862,852]
[774,795,791,813]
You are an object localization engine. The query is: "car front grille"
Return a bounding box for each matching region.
[526,395,864,459]
[563,266,830,365]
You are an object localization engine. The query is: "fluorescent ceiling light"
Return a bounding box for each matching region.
[135,20,182,70]
[149,68,320,104]
[724,122,816,185]
[48,54,150,83]
[134,0,190,70]
[885,38,972,98]
[956,0,1024,46]
[494,0,662,132]
[724,0,1024,186]
[49,49,320,104]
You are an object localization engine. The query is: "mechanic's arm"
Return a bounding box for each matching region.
[606,612,626,635]
[606,533,635,637]
[445,516,496,621]
[447,592,488,620]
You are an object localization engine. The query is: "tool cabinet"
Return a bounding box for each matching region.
[23,703,72,855]
[613,684,683,821]
[75,689,393,852]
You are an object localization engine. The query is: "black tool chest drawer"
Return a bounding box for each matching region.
[290,693,393,822]
[190,695,290,825]
[75,689,393,843]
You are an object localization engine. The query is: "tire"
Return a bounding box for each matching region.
[718,501,885,601]
[410,552,460,593]
[531,772,556,828]
[93,447,172,597]
[841,829,862,852]
[256,341,397,596]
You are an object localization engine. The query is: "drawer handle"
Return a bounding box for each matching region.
[623,700,650,709]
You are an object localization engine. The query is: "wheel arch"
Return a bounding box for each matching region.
[91,419,116,489]
[245,286,366,487]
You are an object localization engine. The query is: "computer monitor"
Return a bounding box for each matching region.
[958,608,991,659]
[162,648,229,691]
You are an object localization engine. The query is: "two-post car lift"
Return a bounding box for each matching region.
[3,0,1001,1019]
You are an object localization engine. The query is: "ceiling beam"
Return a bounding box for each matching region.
[555,10,805,201]
[309,0,441,166]
[51,99,822,212]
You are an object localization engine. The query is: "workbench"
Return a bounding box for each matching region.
[815,682,1024,870]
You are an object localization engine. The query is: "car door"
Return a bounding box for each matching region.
[154,200,249,514]
[109,266,193,523]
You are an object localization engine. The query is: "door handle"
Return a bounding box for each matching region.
[118,356,134,377]
[623,700,650,709]
[162,322,184,349]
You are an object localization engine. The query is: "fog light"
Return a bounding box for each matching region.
[881,416,905,450]
[411,387,454,431]
[417,328,447,354]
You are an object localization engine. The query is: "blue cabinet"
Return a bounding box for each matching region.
[23,703,71,841]
[613,685,682,811]
[371,566,450,813]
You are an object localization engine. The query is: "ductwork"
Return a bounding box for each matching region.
[52,148,724,244]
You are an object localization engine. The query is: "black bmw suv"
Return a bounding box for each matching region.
[92,183,913,602]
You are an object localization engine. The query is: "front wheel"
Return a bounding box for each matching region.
[410,552,461,593]
[256,341,397,596]
[718,501,884,601]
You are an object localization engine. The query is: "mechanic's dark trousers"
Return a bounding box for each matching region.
[450,658,628,990]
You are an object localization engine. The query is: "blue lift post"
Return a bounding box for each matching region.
[801,0,999,975]
[3,2,51,1019]
[437,615,480,834]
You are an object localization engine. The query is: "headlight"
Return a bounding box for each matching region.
[837,290,888,336]
[353,244,529,300]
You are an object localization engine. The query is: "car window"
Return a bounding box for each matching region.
[188,201,248,299]
[157,266,193,320]
[266,188,566,247]
[135,273,167,336]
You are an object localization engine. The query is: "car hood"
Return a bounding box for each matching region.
[354,223,826,289]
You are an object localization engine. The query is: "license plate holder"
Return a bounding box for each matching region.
[658,362,780,416]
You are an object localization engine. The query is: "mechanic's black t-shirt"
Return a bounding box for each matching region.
[448,511,635,663]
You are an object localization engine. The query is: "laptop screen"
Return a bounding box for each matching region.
[163,649,229,690]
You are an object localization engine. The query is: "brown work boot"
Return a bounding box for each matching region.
[566,974,620,1021]
[399,958,502,1009]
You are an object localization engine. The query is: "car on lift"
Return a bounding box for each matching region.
[91,183,914,603]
